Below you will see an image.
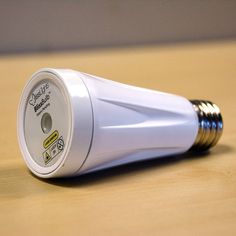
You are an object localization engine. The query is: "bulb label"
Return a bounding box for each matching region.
[24,79,70,167]
[28,82,51,116]
[28,82,49,107]
[43,130,59,149]
[43,135,64,165]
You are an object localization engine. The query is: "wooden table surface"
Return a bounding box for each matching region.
[0,41,236,236]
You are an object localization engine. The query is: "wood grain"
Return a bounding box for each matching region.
[0,41,236,236]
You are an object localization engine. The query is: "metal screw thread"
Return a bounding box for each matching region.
[190,100,223,151]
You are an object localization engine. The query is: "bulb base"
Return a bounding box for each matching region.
[190,100,223,151]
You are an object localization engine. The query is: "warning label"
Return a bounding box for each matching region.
[43,130,59,149]
[43,136,64,165]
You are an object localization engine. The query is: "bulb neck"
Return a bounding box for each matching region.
[190,100,223,151]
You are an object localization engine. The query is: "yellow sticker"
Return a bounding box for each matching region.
[43,130,59,149]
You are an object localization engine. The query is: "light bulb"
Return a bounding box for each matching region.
[17,68,223,178]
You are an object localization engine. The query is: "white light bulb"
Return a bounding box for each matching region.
[17,68,223,178]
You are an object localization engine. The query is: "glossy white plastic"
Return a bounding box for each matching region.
[17,68,199,178]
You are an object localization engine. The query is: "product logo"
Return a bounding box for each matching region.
[34,94,50,112]
[29,83,49,107]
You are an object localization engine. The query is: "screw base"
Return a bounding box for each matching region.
[190,100,223,151]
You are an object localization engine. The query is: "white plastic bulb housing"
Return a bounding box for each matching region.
[17,68,223,178]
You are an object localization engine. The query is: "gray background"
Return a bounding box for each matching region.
[0,0,236,54]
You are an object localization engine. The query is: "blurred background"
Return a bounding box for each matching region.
[1,0,236,54]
